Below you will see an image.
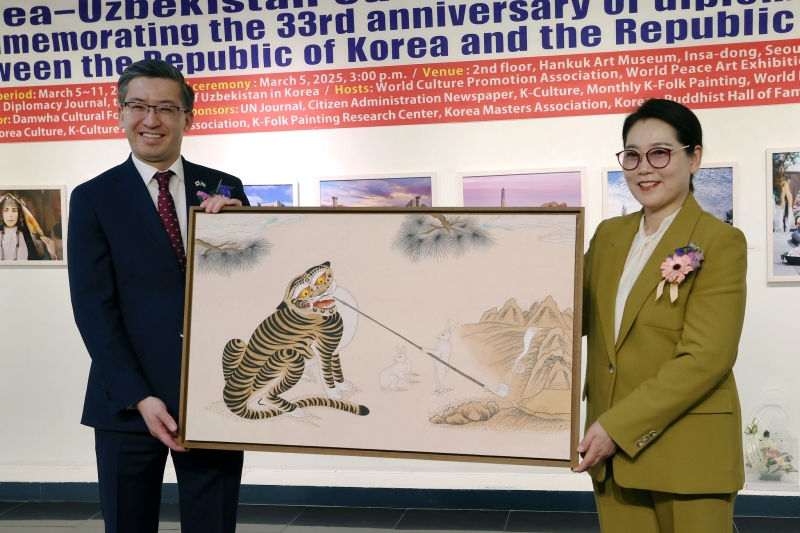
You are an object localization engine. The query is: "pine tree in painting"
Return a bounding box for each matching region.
[392,214,496,263]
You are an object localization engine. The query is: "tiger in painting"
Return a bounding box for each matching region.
[222,261,369,420]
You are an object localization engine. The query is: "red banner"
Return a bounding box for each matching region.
[0,39,797,143]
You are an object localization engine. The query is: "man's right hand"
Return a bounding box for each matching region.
[136,396,188,452]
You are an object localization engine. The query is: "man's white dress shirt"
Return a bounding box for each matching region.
[131,154,187,246]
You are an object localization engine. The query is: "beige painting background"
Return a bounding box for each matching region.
[184,211,578,462]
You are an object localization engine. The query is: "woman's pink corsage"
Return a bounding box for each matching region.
[656,242,705,303]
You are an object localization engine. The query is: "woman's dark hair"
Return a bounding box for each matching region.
[622,98,702,192]
[118,59,195,112]
[1,196,41,260]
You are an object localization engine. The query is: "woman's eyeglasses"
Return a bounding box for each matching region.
[616,145,691,170]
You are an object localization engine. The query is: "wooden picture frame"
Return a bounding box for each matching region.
[602,164,738,225]
[180,207,584,467]
[456,168,585,208]
[314,173,438,207]
[0,185,67,265]
[767,148,800,283]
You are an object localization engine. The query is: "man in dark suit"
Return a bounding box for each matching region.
[68,60,248,533]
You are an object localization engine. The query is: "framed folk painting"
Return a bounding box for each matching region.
[181,207,584,467]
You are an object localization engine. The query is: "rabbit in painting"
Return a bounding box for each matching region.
[424,320,458,393]
[379,346,415,391]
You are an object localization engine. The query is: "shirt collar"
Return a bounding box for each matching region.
[637,207,681,241]
[132,154,185,187]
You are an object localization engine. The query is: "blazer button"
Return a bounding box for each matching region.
[642,435,649,442]
[650,430,657,438]
[179,330,184,338]
[636,440,643,447]
[609,364,615,374]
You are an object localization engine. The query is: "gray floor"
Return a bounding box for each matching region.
[0,502,798,532]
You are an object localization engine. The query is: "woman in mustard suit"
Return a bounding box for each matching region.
[576,99,747,532]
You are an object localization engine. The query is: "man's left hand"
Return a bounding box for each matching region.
[200,196,242,213]
[573,421,617,473]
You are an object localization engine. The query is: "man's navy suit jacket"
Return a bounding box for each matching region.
[68,156,249,433]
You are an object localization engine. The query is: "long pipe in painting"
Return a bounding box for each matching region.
[333,297,510,398]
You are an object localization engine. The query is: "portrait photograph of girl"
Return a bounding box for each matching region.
[0,188,65,263]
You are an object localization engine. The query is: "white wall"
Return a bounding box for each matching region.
[2,102,799,495]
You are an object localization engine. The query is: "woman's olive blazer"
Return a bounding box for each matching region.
[583,194,746,494]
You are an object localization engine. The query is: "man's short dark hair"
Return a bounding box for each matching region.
[118,59,195,112]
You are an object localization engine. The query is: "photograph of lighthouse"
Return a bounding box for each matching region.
[458,170,583,207]
[317,175,435,207]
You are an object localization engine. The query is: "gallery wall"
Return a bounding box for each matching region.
[0,0,798,494]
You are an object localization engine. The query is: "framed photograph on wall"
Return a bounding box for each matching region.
[243,184,297,207]
[457,169,584,208]
[315,174,436,207]
[180,207,584,467]
[0,186,66,264]
[767,148,800,283]
[602,164,737,225]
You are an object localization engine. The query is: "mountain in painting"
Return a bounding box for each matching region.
[525,295,569,329]
[495,298,526,326]
[480,308,498,322]
[442,295,575,431]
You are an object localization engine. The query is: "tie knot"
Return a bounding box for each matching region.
[154,170,175,190]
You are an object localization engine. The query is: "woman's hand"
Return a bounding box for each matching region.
[573,421,617,473]
[541,202,567,207]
